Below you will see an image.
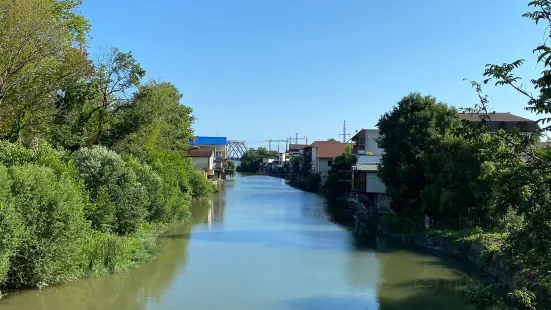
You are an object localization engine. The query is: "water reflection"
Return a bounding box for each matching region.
[190,194,226,228]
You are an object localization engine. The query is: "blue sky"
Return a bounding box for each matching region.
[81,0,544,149]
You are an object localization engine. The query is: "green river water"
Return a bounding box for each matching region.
[0,175,477,310]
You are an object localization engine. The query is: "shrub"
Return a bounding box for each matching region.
[82,231,156,276]
[125,156,171,223]
[148,150,194,218]
[74,146,148,235]
[307,173,321,193]
[0,165,21,287]
[8,164,88,288]
[0,140,76,177]
[188,170,214,199]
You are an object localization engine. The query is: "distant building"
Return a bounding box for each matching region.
[350,128,389,212]
[288,143,308,162]
[190,136,227,179]
[459,112,540,133]
[305,141,349,184]
[190,136,227,160]
[351,129,383,157]
[187,147,215,178]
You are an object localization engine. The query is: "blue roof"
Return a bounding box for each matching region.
[190,136,227,145]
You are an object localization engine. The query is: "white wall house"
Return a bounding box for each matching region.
[188,147,215,177]
[353,129,384,156]
[191,156,214,171]
[309,141,348,184]
[351,129,389,211]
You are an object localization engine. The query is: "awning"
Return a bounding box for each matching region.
[355,164,378,172]
[356,155,381,164]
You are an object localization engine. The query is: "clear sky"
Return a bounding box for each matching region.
[80,0,545,149]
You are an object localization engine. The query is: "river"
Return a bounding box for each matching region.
[0,175,477,310]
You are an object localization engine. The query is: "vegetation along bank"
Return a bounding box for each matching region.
[0,0,215,295]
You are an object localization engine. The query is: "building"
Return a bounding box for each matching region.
[187,147,215,178]
[189,136,227,159]
[306,141,349,183]
[190,136,228,179]
[350,128,389,212]
[459,112,540,133]
[288,144,308,163]
[351,129,384,157]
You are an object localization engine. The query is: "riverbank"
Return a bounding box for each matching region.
[344,202,546,308]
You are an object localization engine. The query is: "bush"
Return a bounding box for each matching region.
[82,231,156,276]
[189,170,214,199]
[307,173,321,193]
[125,156,171,223]
[0,140,76,177]
[0,165,21,287]
[74,146,148,235]
[8,164,88,288]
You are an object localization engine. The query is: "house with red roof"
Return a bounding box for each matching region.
[303,140,350,183]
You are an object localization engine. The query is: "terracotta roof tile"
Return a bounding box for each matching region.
[312,141,349,158]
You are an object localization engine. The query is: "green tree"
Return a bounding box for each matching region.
[109,81,194,157]
[377,93,461,217]
[419,130,507,226]
[239,147,278,173]
[89,48,146,145]
[0,0,90,143]
[463,1,551,308]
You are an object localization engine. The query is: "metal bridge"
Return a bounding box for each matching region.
[226,135,309,161]
[226,141,248,160]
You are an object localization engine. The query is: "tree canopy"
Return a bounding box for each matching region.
[377,93,462,216]
[238,147,278,173]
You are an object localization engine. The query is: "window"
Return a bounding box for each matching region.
[357,137,365,150]
[328,160,332,167]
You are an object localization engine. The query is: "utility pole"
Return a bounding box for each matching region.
[295,133,298,144]
[268,139,272,152]
[339,121,350,143]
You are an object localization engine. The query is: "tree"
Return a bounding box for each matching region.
[48,48,146,150]
[239,147,278,173]
[89,48,146,145]
[0,0,90,143]
[109,81,194,157]
[419,130,507,226]
[327,138,338,142]
[463,2,551,308]
[377,93,461,217]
